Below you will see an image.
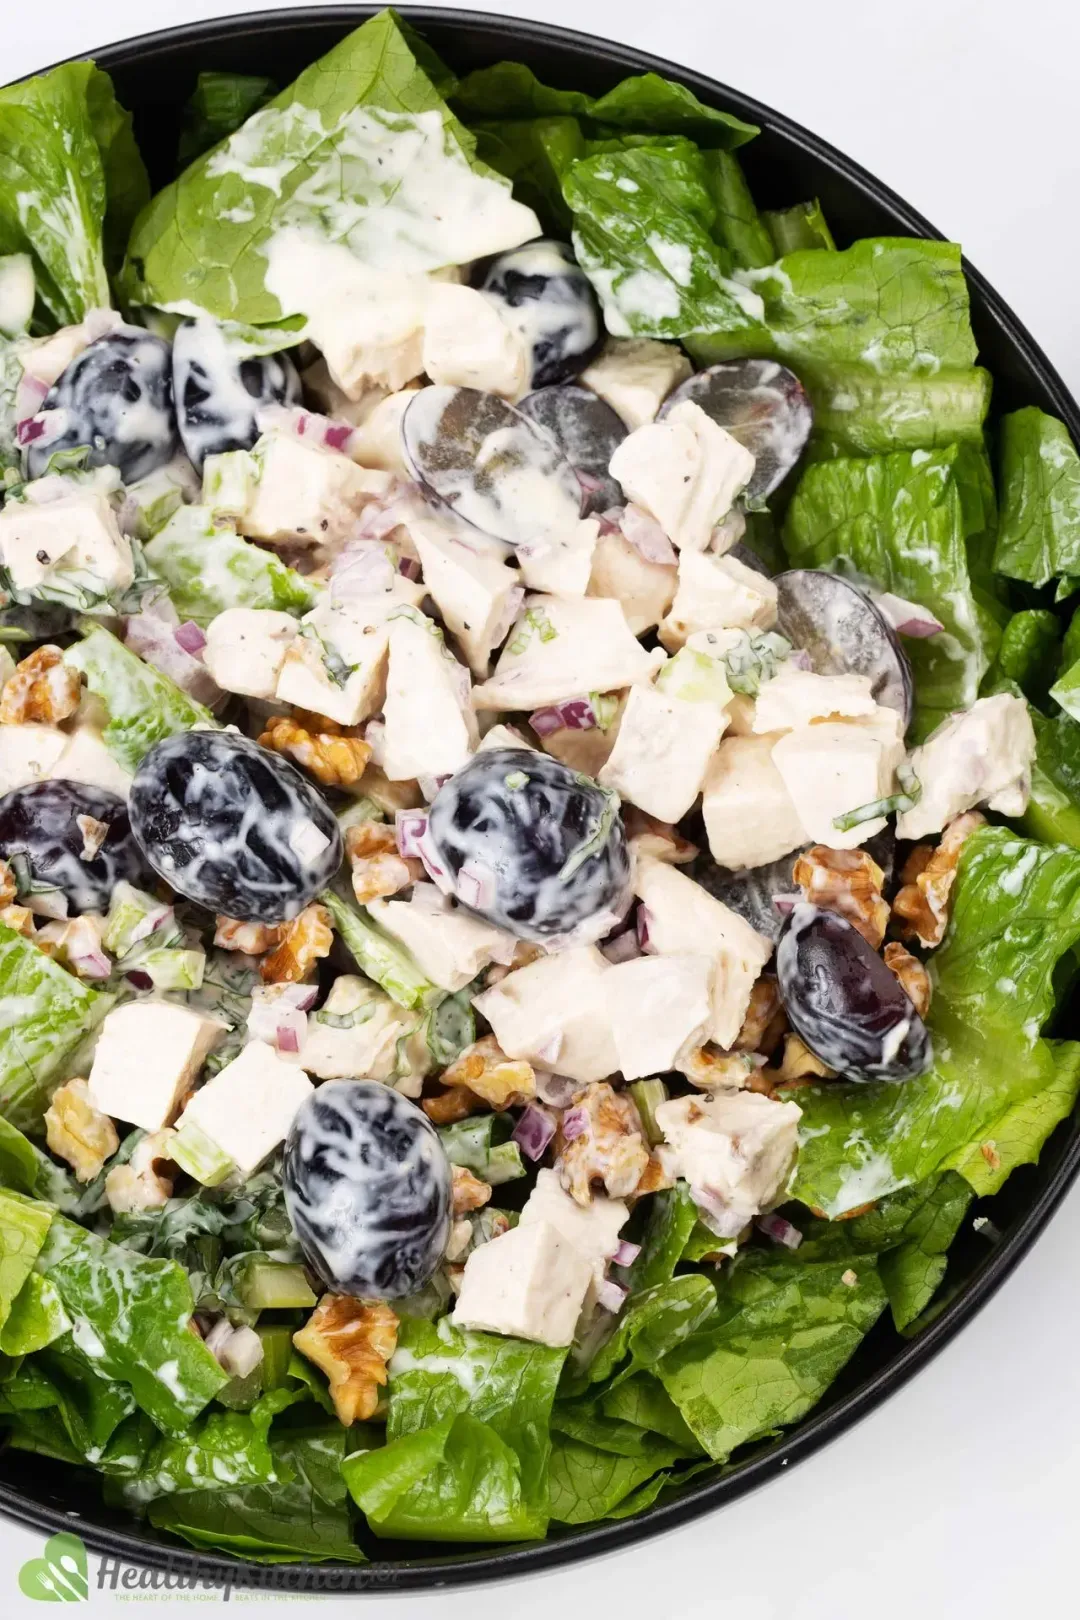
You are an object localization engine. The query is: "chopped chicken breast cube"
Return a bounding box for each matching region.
[367,892,514,992]
[587,529,677,635]
[276,582,424,726]
[896,693,1036,840]
[473,946,618,1083]
[88,1002,224,1132]
[518,1169,628,1285]
[752,668,878,733]
[421,283,529,399]
[599,682,727,822]
[236,432,393,546]
[605,953,713,1079]
[655,1091,802,1240]
[580,337,692,428]
[702,733,808,869]
[772,710,906,848]
[453,1219,594,1347]
[473,595,665,711]
[660,551,778,651]
[609,400,755,552]
[381,610,477,780]
[203,608,297,699]
[0,490,134,594]
[408,512,522,676]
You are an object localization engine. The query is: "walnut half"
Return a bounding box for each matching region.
[293,1295,399,1426]
[0,645,81,725]
[883,941,932,1017]
[260,903,333,984]
[44,1078,119,1182]
[893,812,986,948]
[260,714,370,788]
[793,845,889,949]
[440,1035,536,1109]
[556,1082,650,1206]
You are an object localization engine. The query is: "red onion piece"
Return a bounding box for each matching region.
[276,1021,301,1055]
[622,504,678,566]
[456,860,495,912]
[14,372,49,421]
[125,616,223,708]
[635,906,653,951]
[416,828,454,894]
[395,809,428,859]
[756,1212,803,1250]
[873,590,944,639]
[512,1104,556,1162]
[561,1105,587,1142]
[612,1239,641,1268]
[601,928,641,964]
[16,417,47,446]
[398,555,421,581]
[597,505,625,537]
[788,648,814,671]
[771,893,798,916]
[596,1278,628,1313]
[529,697,596,737]
[173,621,207,656]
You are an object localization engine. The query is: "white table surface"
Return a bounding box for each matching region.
[4,1,1080,1612]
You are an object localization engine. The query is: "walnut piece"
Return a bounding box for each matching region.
[883,941,932,1017]
[794,845,889,948]
[260,903,333,984]
[0,645,81,724]
[0,859,16,907]
[44,1078,119,1182]
[260,714,370,788]
[422,1085,483,1126]
[345,821,419,903]
[441,1035,536,1109]
[557,1082,650,1206]
[76,814,109,861]
[731,974,787,1057]
[293,1295,399,1426]
[214,916,287,955]
[632,1152,676,1197]
[105,1130,177,1213]
[777,1033,835,1083]
[624,808,699,866]
[451,1164,492,1216]
[893,811,986,947]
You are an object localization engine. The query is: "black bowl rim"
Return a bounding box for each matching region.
[3,3,1080,1593]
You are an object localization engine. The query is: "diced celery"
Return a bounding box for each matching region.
[486,1140,526,1186]
[102,883,168,956]
[630,1078,669,1146]
[215,1323,294,1411]
[170,1120,235,1188]
[656,647,732,707]
[235,1258,316,1312]
[321,889,444,1012]
[137,948,206,992]
[202,448,260,518]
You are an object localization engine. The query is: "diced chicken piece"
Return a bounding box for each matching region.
[772,709,906,849]
[587,529,677,635]
[453,1219,594,1347]
[234,432,394,546]
[896,693,1036,840]
[477,722,536,753]
[655,1090,803,1239]
[580,337,692,429]
[634,856,773,1048]
[609,400,755,552]
[88,1002,224,1131]
[203,608,297,699]
[599,683,726,822]
[20,310,124,387]
[0,491,134,594]
[51,727,133,798]
[752,668,878,733]
[0,723,67,795]
[348,388,420,478]
[297,268,429,399]
[177,1040,314,1178]
[382,610,477,781]
[517,518,601,599]
[473,946,618,1083]
[473,595,665,711]
[408,513,522,676]
[660,551,778,651]
[702,733,808,870]
[421,283,530,399]
[276,582,424,726]
[367,892,514,993]
[518,1168,628,1286]
[605,953,713,1080]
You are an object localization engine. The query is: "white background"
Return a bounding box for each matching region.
[4,0,1080,1613]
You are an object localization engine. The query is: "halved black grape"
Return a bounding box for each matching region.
[776,904,931,1082]
[776,569,913,724]
[129,731,341,924]
[402,386,582,550]
[283,1081,451,1298]
[173,320,300,471]
[660,359,812,500]
[518,384,626,513]
[0,781,149,916]
[480,240,602,388]
[27,332,177,482]
[425,747,631,944]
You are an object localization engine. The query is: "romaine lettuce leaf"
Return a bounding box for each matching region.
[34,1213,229,1432]
[65,624,217,772]
[791,828,1080,1216]
[343,1314,565,1541]
[657,1244,886,1462]
[0,1273,70,1355]
[122,1387,296,1503]
[84,67,151,273]
[782,444,999,729]
[547,1426,689,1524]
[599,1372,705,1452]
[121,11,537,333]
[992,407,1080,594]
[0,1342,137,1459]
[808,363,992,458]
[702,150,775,270]
[625,1181,700,1291]
[985,609,1061,705]
[143,506,318,624]
[1020,706,1080,848]
[0,1188,52,1327]
[178,72,278,166]
[0,922,113,1133]
[763,199,835,255]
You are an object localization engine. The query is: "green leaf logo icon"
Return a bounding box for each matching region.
[18,1532,88,1601]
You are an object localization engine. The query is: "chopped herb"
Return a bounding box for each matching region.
[833,765,922,833]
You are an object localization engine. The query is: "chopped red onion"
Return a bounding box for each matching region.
[512,1105,556,1161]
[416,828,454,894]
[126,970,154,991]
[771,893,799,916]
[398,555,421,581]
[71,948,112,981]
[561,1105,587,1142]
[612,1240,641,1268]
[419,773,451,802]
[16,417,47,446]
[635,906,653,951]
[173,621,207,656]
[756,1212,803,1250]
[873,590,944,639]
[601,928,641,964]
[125,615,223,708]
[456,860,495,911]
[789,649,814,671]
[203,1318,234,1360]
[14,372,49,420]
[596,1278,628,1313]
[276,1021,301,1054]
[395,809,428,859]
[529,697,596,737]
[622,504,678,566]
[256,402,357,457]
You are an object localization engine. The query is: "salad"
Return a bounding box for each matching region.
[1,8,1080,1563]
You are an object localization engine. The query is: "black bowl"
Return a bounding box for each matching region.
[4,5,1079,1593]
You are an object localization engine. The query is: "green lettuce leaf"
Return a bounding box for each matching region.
[565,1275,718,1398]
[808,363,992,459]
[121,11,532,332]
[65,624,217,772]
[547,1427,688,1524]
[992,408,1080,592]
[947,1040,1080,1197]
[343,1314,565,1541]
[1020,706,1080,849]
[763,199,835,255]
[0,922,113,1133]
[34,1213,229,1432]
[782,444,998,729]
[178,72,278,166]
[143,506,319,624]
[625,1181,700,1291]
[0,1188,52,1327]
[598,1372,705,1452]
[0,1342,137,1460]
[657,1244,887,1462]
[0,1273,70,1355]
[791,827,1080,1216]
[985,609,1061,706]
[148,1422,365,1563]
[123,1387,296,1503]
[84,67,151,273]
[702,150,775,270]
